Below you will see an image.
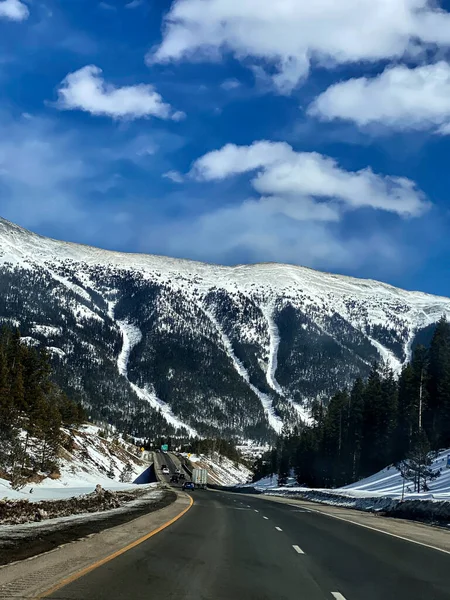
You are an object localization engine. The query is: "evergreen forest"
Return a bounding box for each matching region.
[253,317,450,490]
[0,326,85,487]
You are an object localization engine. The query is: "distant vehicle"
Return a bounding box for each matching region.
[192,468,208,489]
[161,467,170,474]
[170,474,179,483]
[182,481,195,491]
[160,464,167,469]
[179,473,186,480]
[175,468,181,474]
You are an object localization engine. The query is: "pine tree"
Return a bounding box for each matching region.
[119,461,134,483]
[347,378,365,480]
[396,430,440,493]
[426,317,450,448]
[395,346,428,461]
[107,458,116,479]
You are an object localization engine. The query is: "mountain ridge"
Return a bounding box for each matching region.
[1,215,446,301]
[1,216,450,441]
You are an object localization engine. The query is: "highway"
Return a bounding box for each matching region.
[47,480,450,599]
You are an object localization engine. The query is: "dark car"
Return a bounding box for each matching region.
[179,473,186,480]
[170,474,180,483]
[182,481,194,491]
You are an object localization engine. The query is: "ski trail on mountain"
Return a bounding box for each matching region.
[367,336,402,375]
[202,304,283,434]
[108,302,198,436]
[261,302,313,425]
[260,302,284,395]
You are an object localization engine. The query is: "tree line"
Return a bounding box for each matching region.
[0,326,85,487]
[253,317,450,490]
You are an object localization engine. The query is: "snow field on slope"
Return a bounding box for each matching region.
[0,424,153,502]
[186,453,252,486]
[342,448,450,499]
[249,449,450,501]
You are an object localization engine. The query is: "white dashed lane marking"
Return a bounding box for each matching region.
[263,516,269,520]
[292,545,305,554]
[331,593,347,600]
[275,527,282,531]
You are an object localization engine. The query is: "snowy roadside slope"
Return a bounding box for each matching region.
[0,424,151,502]
[186,453,252,486]
[342,449,450,499]
[247,449,450,506]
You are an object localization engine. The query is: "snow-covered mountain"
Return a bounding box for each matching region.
[2,216,450,441]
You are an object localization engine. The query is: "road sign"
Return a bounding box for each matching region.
[161,444,169,452]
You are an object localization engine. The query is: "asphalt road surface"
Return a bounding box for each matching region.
[46,488,450,600]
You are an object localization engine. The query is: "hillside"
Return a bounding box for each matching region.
[2,216,450,440]
[0,423,149,502]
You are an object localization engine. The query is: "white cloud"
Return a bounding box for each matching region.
[56,65,182,121]
[156,196,407,274]
[99,2,116,11]
[163,170,184,183]
[309,62,450,133]
[150,0,450,93]
[221,78,241,91]
[191,141,428,218]
[0,0,29,21]
[126,0,143,8]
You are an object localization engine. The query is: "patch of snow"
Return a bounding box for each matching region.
[20,336,40,347]
[32,324,62,337]
[130,382,198,437]
[260,302,283,395]
[116,320,142,377]
[48,346,66,357]
[183,453,252,486]
[367,336,403,375]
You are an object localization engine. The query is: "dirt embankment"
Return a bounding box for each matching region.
[0,485,146,525]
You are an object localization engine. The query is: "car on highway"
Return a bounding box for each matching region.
[161,467,170,474]
[182,481,194,491]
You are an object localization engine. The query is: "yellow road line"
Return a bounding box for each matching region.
[37,495,194,599]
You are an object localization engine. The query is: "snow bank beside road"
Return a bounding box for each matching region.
[243,449,450,523]
[248,448,450,501]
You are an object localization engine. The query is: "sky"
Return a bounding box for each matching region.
[1,0,450,296]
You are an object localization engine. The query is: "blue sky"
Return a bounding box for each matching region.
[1,0,450,296]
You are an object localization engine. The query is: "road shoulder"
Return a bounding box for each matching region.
[254,494,450,554]
[0,491,192,599]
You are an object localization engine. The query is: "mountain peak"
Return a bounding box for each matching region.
[1,216,450,440]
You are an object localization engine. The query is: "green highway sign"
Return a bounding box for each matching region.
[161,444,169,451]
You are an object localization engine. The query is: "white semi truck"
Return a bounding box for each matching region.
[192,467,208,489]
